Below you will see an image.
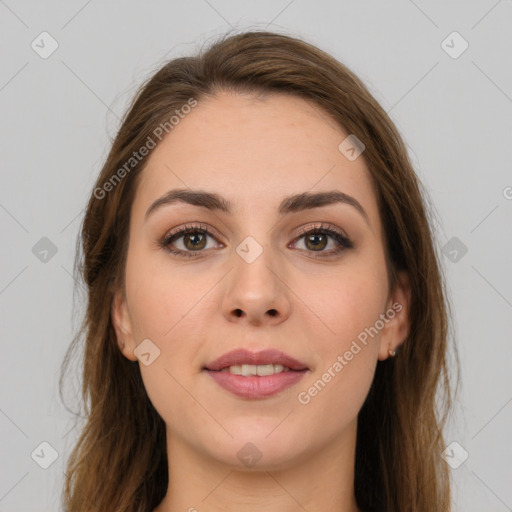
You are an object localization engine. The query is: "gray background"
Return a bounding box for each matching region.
[1,1,511,511]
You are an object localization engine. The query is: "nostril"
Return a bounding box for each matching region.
[267,309,277,317]
[234,309,243,317]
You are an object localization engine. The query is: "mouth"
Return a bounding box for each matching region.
[210,363,304,376]
[202,348,309,399]
[203,348,309,372]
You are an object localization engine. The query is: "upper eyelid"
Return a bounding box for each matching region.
[164,222,349,248]
[165,223,222,240]
[294,222,347,238]
[165,222,345,237]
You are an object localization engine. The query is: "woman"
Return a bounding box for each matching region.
[60,30,457,511]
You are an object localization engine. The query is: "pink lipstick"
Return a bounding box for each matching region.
[203,348,309,399]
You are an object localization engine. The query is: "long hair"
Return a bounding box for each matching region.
[60,29,458,511]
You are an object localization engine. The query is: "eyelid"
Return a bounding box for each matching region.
[159,221,353,258]
[290,222,354,252]
[164,222,222,240]
[294,222,349,240]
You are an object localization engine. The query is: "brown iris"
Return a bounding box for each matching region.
[184,231,207,250]
[305,233,328,251]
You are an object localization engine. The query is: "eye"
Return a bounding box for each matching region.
[158,222,353,259]
[159,224,223,258]
[291,224,353,257]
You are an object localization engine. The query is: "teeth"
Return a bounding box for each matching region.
[227,364,290,376]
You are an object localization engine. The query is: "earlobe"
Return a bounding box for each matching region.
[378,270,411,361]
[111,288,138,362]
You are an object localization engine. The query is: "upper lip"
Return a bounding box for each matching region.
[204,349,309,371]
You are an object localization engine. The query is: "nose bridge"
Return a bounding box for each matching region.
[221,233,291,325]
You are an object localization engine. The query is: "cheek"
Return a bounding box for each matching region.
[294,260,389,356]
[292,273,385,435]
[124,260,210,433]
[124,248,207,340]
[290,262,387,418]
[124,251,217,393]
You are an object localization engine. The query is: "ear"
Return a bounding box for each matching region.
[377,270,411,361]
[111,288,138,362]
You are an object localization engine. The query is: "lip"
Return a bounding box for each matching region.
[206,370,307,399]
[204,348,309,372]
[203,349,309,399]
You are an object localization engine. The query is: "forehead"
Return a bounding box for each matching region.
[133,91,379,226]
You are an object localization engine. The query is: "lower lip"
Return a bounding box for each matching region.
[205,369,308,399]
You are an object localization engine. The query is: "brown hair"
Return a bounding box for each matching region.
[60,29,458,511]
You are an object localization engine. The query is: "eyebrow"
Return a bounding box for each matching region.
[144,188,371,227]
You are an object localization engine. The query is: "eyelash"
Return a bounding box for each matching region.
[158,222,354,259]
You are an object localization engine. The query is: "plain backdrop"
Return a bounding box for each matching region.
[1,1,511,511]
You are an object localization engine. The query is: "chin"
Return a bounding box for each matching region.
[205,427,306,471]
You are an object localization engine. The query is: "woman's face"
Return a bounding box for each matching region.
[112,91,409,469]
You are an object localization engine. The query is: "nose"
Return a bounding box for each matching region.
[221,247,292,327]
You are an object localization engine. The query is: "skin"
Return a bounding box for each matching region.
[112,90,410,512]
